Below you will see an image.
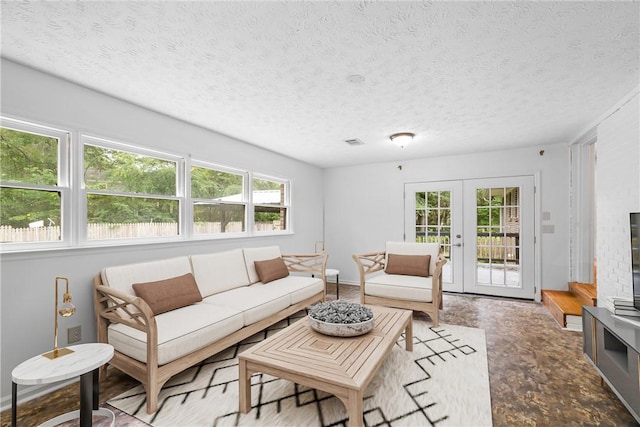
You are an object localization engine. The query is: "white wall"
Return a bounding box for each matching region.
[323,143,570,293]
[0,59,324,405]
[595,93,640,301]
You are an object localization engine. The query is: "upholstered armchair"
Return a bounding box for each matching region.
[352,242,447,326]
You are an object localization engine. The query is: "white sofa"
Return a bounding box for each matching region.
[93,246,326,414]
[352,242,447,326]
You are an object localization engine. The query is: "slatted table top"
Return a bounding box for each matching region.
[239,305,412,390]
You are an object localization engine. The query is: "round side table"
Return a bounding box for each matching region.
[12,343,115,427]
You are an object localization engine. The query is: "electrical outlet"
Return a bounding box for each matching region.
[68,325,81,344]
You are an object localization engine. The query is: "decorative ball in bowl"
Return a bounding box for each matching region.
[307,301,375,337]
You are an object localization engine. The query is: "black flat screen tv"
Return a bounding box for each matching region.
[632,213,640,311]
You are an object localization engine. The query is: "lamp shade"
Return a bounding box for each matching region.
[389,132,414,148]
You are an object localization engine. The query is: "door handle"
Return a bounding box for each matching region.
[453,243,462,247]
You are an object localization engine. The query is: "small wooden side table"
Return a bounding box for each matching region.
[12,343,115,427]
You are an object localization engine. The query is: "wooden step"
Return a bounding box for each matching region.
[542,290,583,328]
[569,282,597,307]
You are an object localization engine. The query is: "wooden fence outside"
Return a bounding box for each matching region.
[0,221,281,242]
[418,232,519,264]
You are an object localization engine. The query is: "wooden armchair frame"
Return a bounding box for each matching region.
[93,252,326,414]
[352,250,447,326]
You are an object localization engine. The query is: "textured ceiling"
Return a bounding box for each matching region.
[1,1,639,168]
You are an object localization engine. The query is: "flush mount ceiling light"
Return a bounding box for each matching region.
[389,132,415,148]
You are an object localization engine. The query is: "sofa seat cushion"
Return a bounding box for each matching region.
[108,304,243,365]
[201,285,290,326]
[365,273,433,303]
[260,276,325,304]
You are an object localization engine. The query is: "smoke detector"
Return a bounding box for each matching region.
[347,75,365,83]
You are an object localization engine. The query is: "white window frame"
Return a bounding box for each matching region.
[0,117,71,251]
[80,135,185,245]
[251,173,292,235]
[190,160,249,239]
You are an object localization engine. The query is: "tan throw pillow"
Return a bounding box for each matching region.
[385,254,431,277]
[132,273,202,315]
[254,257,290,283]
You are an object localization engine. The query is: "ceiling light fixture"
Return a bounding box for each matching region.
[389,132,415,148]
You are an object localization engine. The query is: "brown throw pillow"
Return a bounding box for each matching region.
[385,254,431,277]
[132,273,202,315]
[254,257,290,283]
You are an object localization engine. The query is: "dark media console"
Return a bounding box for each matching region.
[583,306,640,422]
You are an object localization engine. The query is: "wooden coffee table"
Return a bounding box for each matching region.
[238,305,412,427]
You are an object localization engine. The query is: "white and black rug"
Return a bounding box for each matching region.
[109,312,492,426]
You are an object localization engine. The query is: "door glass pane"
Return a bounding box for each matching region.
[476,186,521,287]
[414,190,453,283]
[477,189,490,206]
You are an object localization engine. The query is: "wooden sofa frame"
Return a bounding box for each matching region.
[93,252,327,414]
[352,250,447,326]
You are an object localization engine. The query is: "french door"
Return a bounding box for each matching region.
[405,181,463,293]
[405,176,535,299]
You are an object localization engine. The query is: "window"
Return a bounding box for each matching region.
[0,119,69,245]
[83,137,181,241]
[253,176,289,232]
[191,163,246,235]
[1,116,294,252]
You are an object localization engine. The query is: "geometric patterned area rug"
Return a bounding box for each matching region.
[108,311,492,426]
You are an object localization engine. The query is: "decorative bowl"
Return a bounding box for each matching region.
[308,315,375,337]
[307,301,375,337]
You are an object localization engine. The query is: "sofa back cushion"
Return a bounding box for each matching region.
[101,256,193,297]
[190,249,250,297]
[385,242,440,277]
[132,273,202,315]
[243,246,283,284]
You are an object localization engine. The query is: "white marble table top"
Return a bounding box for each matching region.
[325,268,340,276]
[12,343,114,386]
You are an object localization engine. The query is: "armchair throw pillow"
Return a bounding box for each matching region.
[132,273,202,315]
[254,257,290,283]
[385,254,431,277]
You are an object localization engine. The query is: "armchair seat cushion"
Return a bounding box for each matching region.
[108,304,243,365]
[365,273,433,303]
